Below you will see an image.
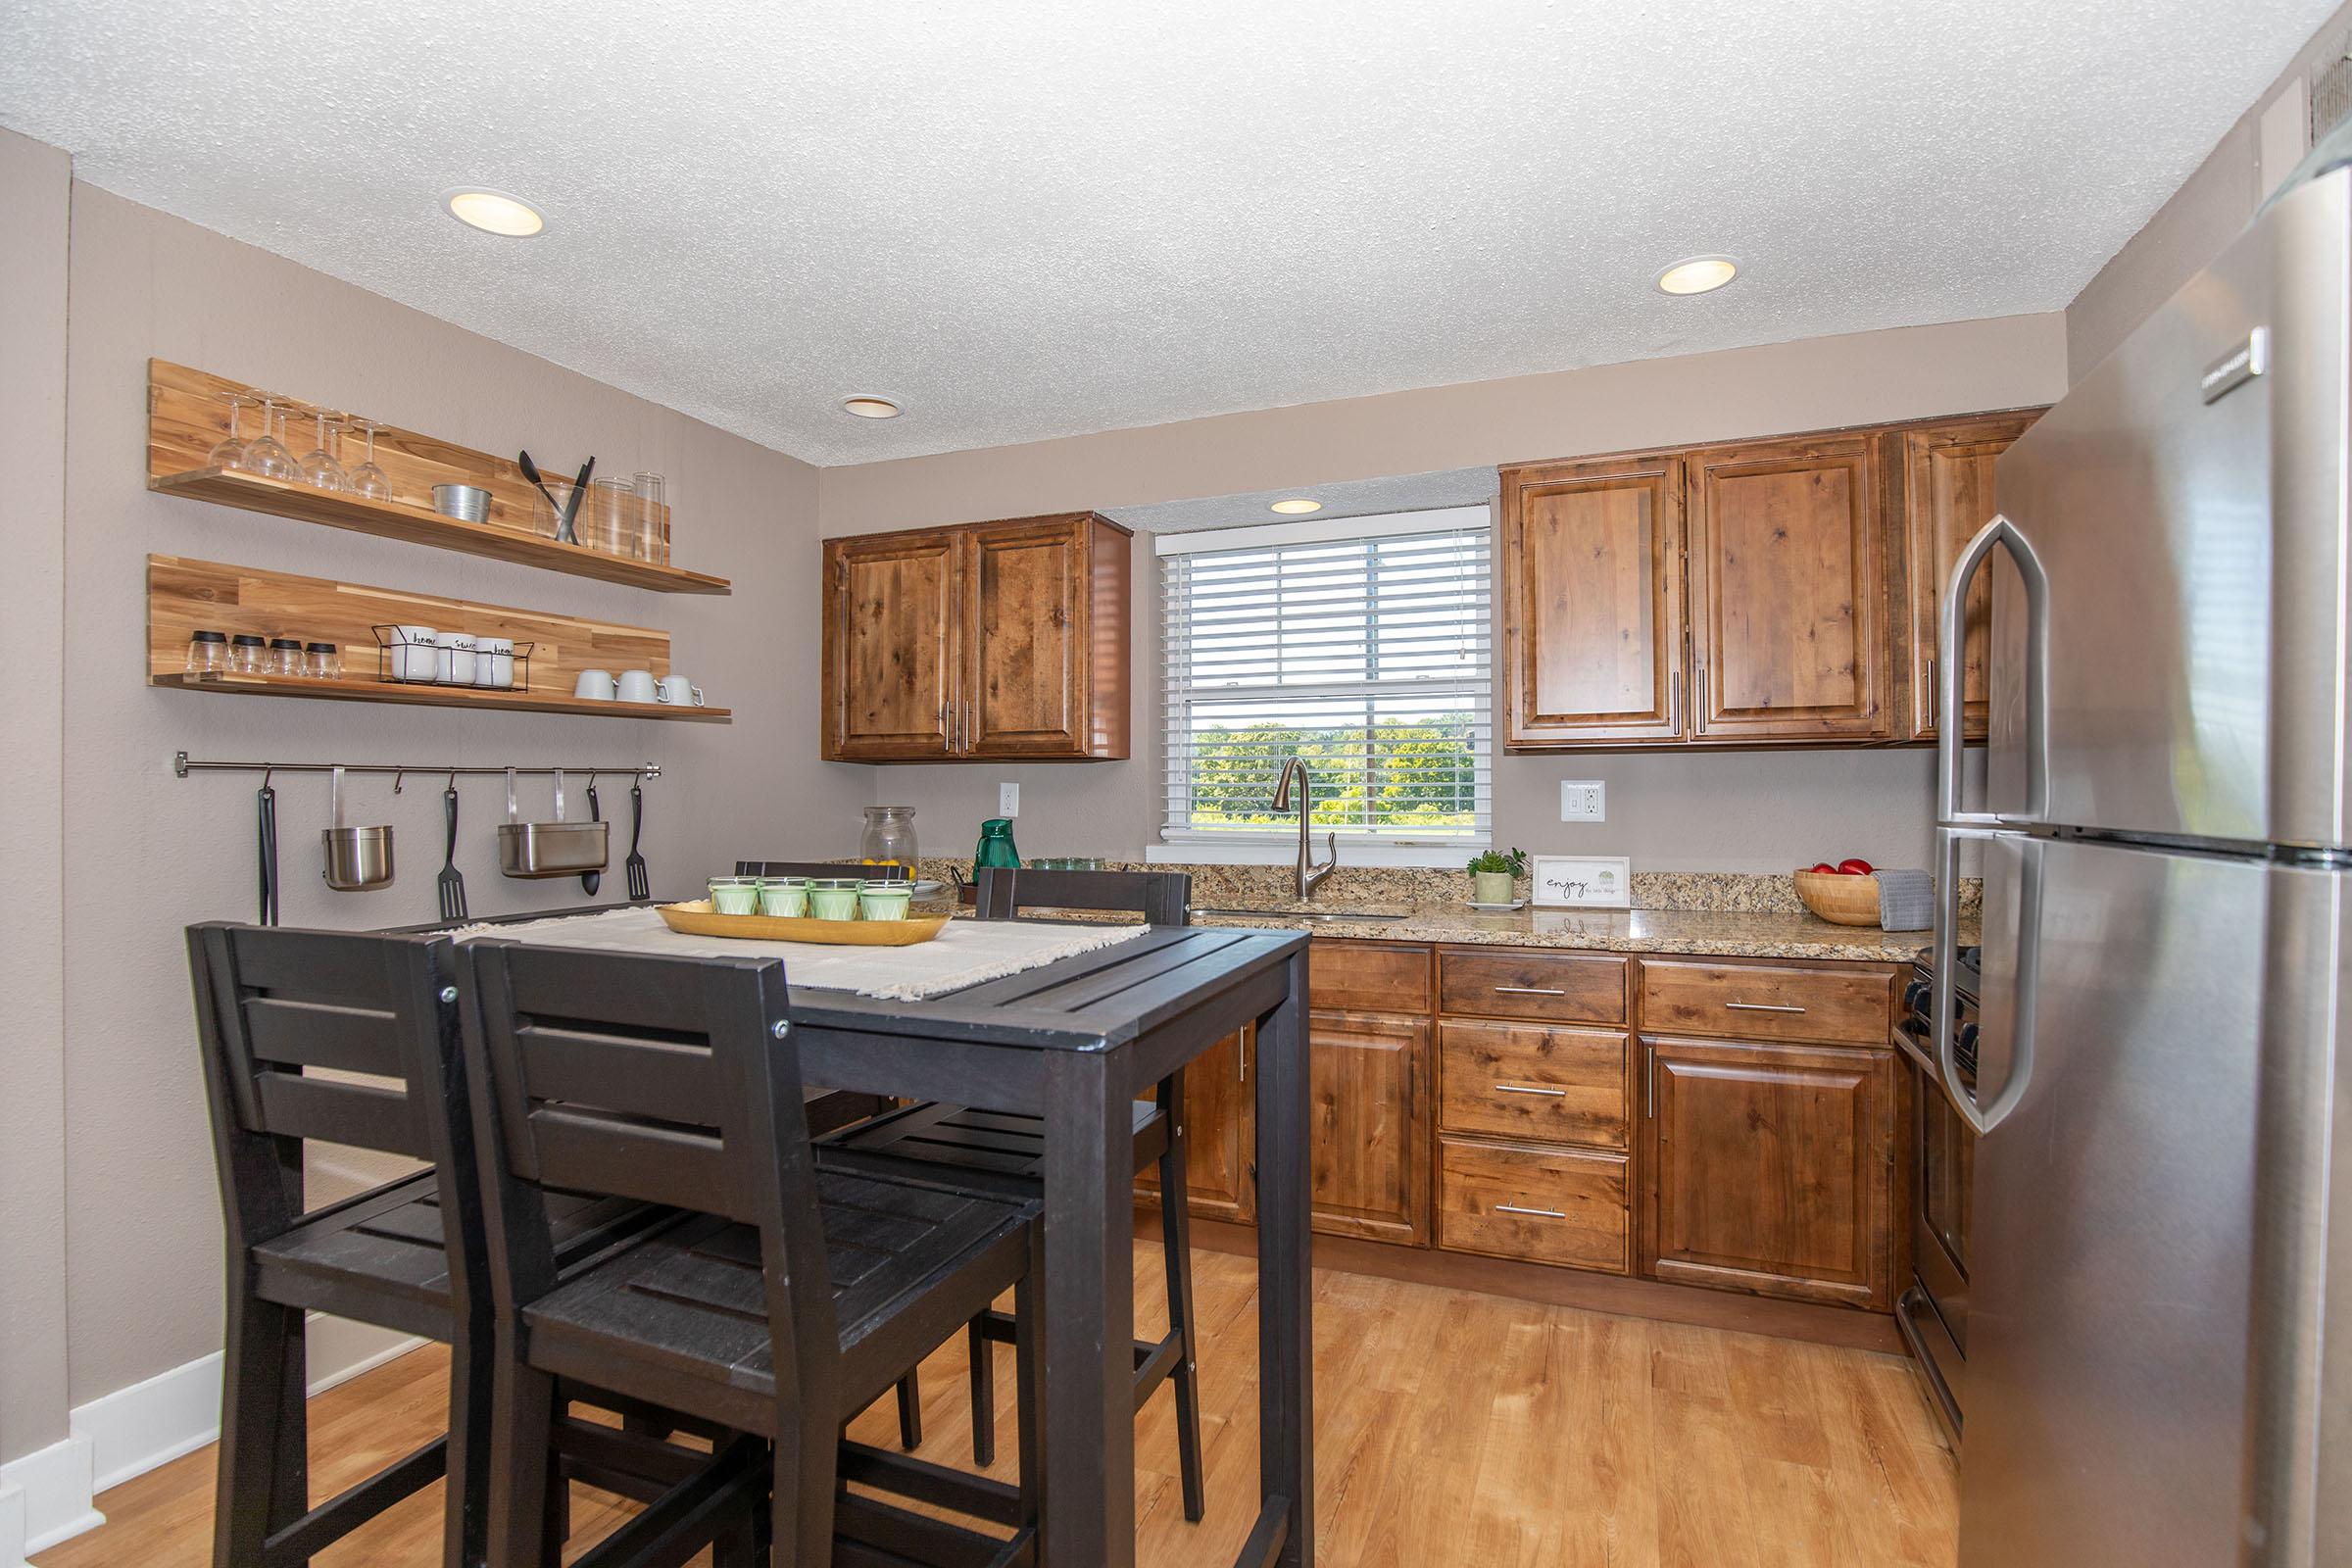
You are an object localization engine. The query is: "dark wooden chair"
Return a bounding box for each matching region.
[186,923,677,1568]
[820,866,1210,1522]
[459,939,1044,1567]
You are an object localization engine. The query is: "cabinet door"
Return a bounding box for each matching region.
[1685,435,1889,741]
[1308,1009,1431,1245]
[1136,1026,1254,1224]
[965,516,1088,757]
[822,530,960,760]
[1899,413,2039,740]
[1499,454,1686,745]
[1640,1035,1895,1308]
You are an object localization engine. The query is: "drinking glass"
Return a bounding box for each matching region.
[209,395,251,468]
[346,419,392,501]
[591,476,636,557]
[299,410,348,491]
[243,395,299,480]
[632,471,669,564]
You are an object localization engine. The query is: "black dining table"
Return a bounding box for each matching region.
[426,904,1315,1568]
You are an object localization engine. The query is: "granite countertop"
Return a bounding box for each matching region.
[1182,900,1955,962]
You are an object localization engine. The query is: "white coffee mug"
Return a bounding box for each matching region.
[616,668,661,705]
[440,632,476,687]
[474,637,514,690]
[657,674,704,707]
[392,625,438,684]
[572,668,617,701]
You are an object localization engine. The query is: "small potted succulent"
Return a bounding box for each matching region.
[1466,847,1528,906]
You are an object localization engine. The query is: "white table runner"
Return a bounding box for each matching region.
[452,906,1152,1002]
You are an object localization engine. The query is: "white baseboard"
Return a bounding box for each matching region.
[16,1316,428,1555]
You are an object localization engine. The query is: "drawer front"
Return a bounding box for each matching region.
[1438,1137,1629,1273]
[1439,1020,1628,1150]
[1439,948,1628,1024]
[1310,941,1431,1014]
[1639,958,1891,1046]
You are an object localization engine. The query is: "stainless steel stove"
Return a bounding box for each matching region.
[1892,942,1976,1445]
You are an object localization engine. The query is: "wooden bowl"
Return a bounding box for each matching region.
[1792,870,1883,927]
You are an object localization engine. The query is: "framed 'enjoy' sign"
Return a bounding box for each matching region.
[1530,855,1631,908]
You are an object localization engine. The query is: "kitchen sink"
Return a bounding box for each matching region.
[1191,905,1409,923]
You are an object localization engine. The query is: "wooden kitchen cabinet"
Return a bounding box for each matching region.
[820,512,1131,761]
[1683,433,1890,742]
[1308,1007,1432,1246]
[1498,453,1687,746]
[1640,1033,1896,1309]
[1136,1026,1254,1224]
[1894,411,2042,741]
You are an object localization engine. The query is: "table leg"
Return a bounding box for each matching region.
[1040,1048,1136,1568]
[1253,948,1315,1566]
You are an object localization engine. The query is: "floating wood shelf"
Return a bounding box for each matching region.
[146,359,731,596]
[154,670,730,722]
[148,554,732,724]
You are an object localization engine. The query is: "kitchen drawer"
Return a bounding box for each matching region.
[1309,941,1431,1014]
[1437,1136,1629,1274]
[1639,958,1892,1046]
[1439,1020,1628,1150]
[1438,948,1627,1025]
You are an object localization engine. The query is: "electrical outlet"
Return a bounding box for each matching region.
[1559,781,1605,821]
[999,782,1020,817]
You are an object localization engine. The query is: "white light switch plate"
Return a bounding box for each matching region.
[1559,781,1605,821]
[999,782,1020,817]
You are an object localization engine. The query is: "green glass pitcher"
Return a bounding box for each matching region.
[974,817,1021,869]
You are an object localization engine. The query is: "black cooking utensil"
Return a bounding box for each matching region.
[517,449,564,515]
[625,776,650,901]
[256,778,279,926]
[580,777,603,896]
[557,455,594,545]
[437,782,468,920]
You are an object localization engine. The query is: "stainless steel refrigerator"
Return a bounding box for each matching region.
[1936,160,2352,1566]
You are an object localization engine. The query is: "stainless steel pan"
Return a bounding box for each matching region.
[498,766,609,878]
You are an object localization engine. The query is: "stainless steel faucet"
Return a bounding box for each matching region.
[1272,757,1338,901]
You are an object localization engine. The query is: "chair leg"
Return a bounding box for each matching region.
[214,1286,304,1568]
[1014,1229,1045,1535]
[895,1367,923,1450]
[444,1315,496,1568]
[485,1344,556,1568]
[774,1403,839,1568]
[1160,1070,1206,1523]
[966,1314,996,1466]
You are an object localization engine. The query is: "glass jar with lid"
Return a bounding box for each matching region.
[185,629,230,676]
[267,637,306,677]
[305,642,341,680]
[228,634,268,675]
[860,806,919,877]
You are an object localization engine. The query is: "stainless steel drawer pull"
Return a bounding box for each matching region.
[1494,1083,1568,1097]
[1494,1203,1567,1219]
[1493,985,1567,996]
[1725,1001,1805,1013]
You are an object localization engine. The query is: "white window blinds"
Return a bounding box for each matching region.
[1158,508,1493,848]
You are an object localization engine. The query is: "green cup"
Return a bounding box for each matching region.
[807,877,862,920]
[709,876,760,915]
[758,878,809,917]
[858,884,912,921]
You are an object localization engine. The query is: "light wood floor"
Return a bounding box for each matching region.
[34,1245,1957,1567]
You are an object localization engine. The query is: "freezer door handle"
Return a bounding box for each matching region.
[1936,513,2049,827]
[1933,827,2041,1136]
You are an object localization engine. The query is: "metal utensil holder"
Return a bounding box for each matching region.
[369,624,533,690]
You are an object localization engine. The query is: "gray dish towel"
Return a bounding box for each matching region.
[1876,868,1935,931]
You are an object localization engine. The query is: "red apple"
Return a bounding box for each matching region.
[1837,858,1874,876]
[1807,861,1836,873]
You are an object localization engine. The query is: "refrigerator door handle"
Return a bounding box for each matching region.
[1936,513,2050,827]
[1933,827,2042,1135]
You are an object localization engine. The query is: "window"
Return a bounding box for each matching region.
[1157,507,1493,858]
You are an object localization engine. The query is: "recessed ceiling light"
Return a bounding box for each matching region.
[1269,498,1323,514]
[443,188,545,237]
[1657,255,1738,296]
[842,396,904,419]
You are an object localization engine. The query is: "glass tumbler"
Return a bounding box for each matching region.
[632,471,668,564]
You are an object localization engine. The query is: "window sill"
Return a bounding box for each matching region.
[1146,840,1485,869]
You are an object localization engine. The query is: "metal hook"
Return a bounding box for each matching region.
[261,765,274,791]
[392,768,407,795]
[447,769,460,792]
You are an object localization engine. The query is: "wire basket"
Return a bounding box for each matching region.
[370,625,532,692]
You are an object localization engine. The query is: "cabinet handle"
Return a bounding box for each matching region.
[1493,985,1567,996]
[1668,670,1681,733]
[1725,1001,1805,1013]
[1494,1083,1567,1097]
[1926,654,1938,731]
[1495,1203,1568,1219]
[1693,661,1707,732]
[1239,1034,1248,1086]
[1646,1043,1656,1117]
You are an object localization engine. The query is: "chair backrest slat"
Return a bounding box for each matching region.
[516,1023,721,1130]
[525,1107,736,1217]
[975,867,1191,926]
[255,1070,430,1160]
[736,858,908,882]
[243,996,409,1077]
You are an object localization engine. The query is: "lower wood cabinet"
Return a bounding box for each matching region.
[1437,1136,1629,1273]
[1640,1034,1896,1309]
[1307,1008,1431,1245]
[1136,1026,1254,1224]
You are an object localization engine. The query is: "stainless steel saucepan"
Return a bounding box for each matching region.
[321,764,395,891]
[497,766,610,878]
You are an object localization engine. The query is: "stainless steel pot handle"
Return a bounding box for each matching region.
[1933,828,2041,1136]
[1936,513,2049,828]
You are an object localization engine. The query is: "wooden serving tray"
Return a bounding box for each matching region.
[657,901,949,946]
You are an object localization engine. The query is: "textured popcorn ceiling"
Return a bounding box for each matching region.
[0,1,2333,465]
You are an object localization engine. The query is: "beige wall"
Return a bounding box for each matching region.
[24,180,867,1430]
[2069,2,2352,378]
[822,314,2069,874]
[0,126,72,1467]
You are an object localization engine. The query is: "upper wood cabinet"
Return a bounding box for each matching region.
[821,512,1131,762]
[1499,453,1686,745]
[1894,412,2041,741]
[1685,434,1889,742]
